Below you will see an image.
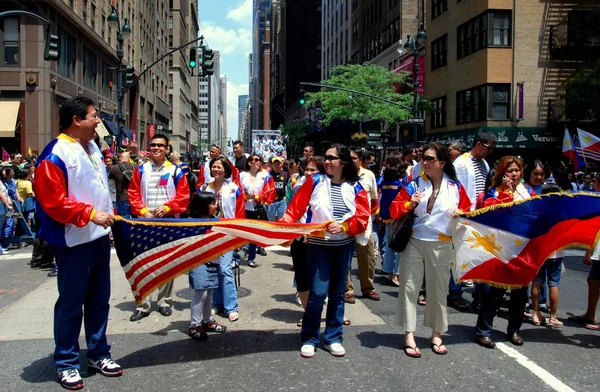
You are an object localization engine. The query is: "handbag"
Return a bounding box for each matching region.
[253,203,268,220]
[387,210,414,253]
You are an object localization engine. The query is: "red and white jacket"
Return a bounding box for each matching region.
[205,178,246,219]
[390,174,471,241]
[239,169,276,210]
[281,174,370,240]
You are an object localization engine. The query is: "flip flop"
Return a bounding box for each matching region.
[343,318,351,326]
[431,342,448,355]
[297,319,303,327]
[567,315,595,324]
[403,345,421,358]
[546,318,563,329]
[584,323,600,331]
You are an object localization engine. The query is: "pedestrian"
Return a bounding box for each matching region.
[390,143,471,357]
[128,133,190,322]
[281,143,370,358]
[266,156,288,223]
[109,152,135,219]
[34,96,122,390]
[230,140,249,172]
[187,191,228,340]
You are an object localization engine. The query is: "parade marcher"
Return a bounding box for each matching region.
[205,157,246,322]
[104,155,117,206]
[448,139,467,163]
[345,149,380,303]
[109,152,135,219]
[390,143,471,357]
[474,156,535,348]
[281,144,370,358]
[266,156,289,222]
[198,144,222,188]
[230,140,249,172]
[187,191,228,340]
[34,97,122,390]
[1,166,22,249]
[128,134,190,322]
[303,144,315,159]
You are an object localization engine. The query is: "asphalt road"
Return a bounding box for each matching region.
[0,246,597,392]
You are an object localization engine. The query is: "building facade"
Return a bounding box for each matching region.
[238,94,248,133]
[250,0,271,131]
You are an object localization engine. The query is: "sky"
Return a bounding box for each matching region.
[198,0,252,142]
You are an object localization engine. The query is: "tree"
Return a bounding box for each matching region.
[562,59,600,122]
[280,119,311,155]
[305,63,429,133]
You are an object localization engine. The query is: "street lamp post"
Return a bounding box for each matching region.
[107,4,131,152]
[404,24,427,144]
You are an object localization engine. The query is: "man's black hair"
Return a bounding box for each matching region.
[59,96,95,131]
[151,133,169,145]
[472,130,497,149]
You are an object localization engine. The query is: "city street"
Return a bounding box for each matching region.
[0,245,598,391]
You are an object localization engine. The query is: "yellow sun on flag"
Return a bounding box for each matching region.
[460,263,469,271]
[515,238,524,247]
[465,231,503,258]
[584,135,592,143]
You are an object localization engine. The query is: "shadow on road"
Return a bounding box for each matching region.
[270,262,294,271]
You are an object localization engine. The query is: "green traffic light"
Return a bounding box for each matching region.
[299,98,306,105]
[190,60,196,68]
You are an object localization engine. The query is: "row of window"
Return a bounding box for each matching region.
[430,84,511,128]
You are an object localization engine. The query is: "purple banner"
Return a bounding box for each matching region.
[518,83,524,120]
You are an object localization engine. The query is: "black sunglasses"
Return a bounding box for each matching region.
[481,143,494,151]
[324,155,340,162]
[150,143,167,148]
[422,156,438,163]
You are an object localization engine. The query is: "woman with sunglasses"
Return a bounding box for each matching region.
[474,156,535,348]
[238,154,275,267]
[390,143,471,357]
[281,144,369,358]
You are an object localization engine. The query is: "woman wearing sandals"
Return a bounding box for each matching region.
[281,144,369,358]
[390,143,471,357]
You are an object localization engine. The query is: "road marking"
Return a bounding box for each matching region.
[496,343,575,392]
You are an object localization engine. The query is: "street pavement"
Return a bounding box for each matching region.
[0,245,598,391]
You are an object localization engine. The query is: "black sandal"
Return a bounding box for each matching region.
[403,345,421,358]
[431,342,448,355]
[203,320,227,333]
[188,326,208,341]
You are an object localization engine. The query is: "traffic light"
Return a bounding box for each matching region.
[189,47,197,69]
[125,66,135,87]
[299,89,306,105]
[43,25,60,61]
[202,46,214,76]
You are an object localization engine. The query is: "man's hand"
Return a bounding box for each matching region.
[92,211,115,229]
[153,206,168,218]
[410,192,421,209]
[327,222,343,234]
[142,212,154,218]
[584,250,592,266]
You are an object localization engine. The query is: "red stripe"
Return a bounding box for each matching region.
[125,242,188,280]
[461,217,600,286]
[130,232,227,292]
[136,237,246,302]
[219,222,322,241]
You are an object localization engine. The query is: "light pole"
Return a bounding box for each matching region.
[107,4,131,151]
[404,23,427,143]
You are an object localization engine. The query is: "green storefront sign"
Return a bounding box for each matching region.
[422,127,561,149]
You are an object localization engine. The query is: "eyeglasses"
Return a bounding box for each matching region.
[150,143,167,148]
[251,157,262,163]
[481,143,494,151]
[324,155,340,162]
[303,149,312,153]
[422,156,438,163]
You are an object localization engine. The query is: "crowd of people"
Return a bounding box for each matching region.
[14,97,599,390]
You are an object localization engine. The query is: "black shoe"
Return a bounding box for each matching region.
[30,261,41,268]
[257,247,267,256]
[130,310,149,322]
[476,336,496,349]
[539,304,551,314]
[508,332,524,346]
[158,306,172,317]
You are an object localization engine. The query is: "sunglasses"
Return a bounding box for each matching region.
[481,143,494,151]
[150,143,167,148]
[324,155,340,162]
[304,149,312,153]
[251,157,262,163]
[422,156,438,163]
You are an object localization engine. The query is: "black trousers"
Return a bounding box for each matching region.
[291,238,310,292]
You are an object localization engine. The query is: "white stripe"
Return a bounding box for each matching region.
[575,147,600,161]
[496,343,576,392]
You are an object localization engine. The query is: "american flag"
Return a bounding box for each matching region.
[112,217,328,304]
[575,147,600,162]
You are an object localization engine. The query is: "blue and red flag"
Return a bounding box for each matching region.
[563,129,585,172]
[157,172,170,187]
[112,217,328,304]
[451,192,600,288]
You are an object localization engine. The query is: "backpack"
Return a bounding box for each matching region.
[118,162,134,182]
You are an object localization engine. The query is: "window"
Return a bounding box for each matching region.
[101,61,114,97]
[491,12,511,46]
[431,96,447,128]
[432,0,447,19]
[352,21,358,41]
[83,47,97,90]
[91,4,96,31]
[82,0,88,22]
[58,28,76,79]
[489,84,510,119]
[168,16,173,29]
[352,0,357,12]
[1,16,19,66]
[431,34,447,70]
[456,85,486,124]
[457,11,509,59]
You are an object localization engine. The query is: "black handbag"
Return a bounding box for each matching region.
[387,210,414,253]
[253,204,268,220]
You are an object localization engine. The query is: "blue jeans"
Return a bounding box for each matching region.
[212,251,238,314]
[475,284,527,337]
[381,224,400,275]
[1,213,15,248]
[115,200,131,219]
[448,271,463,299]
[52,235,112,371]
[266,199,287,221]
[372,220,386,259]
[301,241,354,347]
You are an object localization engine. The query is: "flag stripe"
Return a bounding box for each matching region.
[575,147,600,162]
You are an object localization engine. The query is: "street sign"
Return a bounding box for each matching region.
[407,118,424,124]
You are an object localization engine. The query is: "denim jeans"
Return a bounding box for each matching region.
[266,199,287,221]
[115,200,131,219]
[448,270,463,299]
[301,241,354,347]
[212,251,238,314]
[1,215,15,248]
[475,284,527,337]
[381,224,400,275]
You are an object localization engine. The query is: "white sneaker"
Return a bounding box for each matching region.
[295,292,302,307]
[57,368,84,390]
[87,357,123,377]
[300,344,315,358]
[324,342,346,357]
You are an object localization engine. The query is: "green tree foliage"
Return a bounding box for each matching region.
[563,59,600,122]
[305,63,427,132]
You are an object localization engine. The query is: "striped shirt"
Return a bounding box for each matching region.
[145,162,171,211]
[308,183,353,246]
[471,157,488,195]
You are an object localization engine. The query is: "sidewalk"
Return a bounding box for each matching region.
[0,245,385,342]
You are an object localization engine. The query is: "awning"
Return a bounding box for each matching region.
[95,121,110,138]
[104,121,118,136]
[422,127,561,149]
[0,101,20,138]
[122,127,134,140]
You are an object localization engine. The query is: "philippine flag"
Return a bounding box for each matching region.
[563,129,585,172]
[157,173,170,187]
[578,128,600,152]
[451,193,600,288]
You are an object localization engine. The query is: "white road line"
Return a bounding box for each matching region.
[496,343,576,392]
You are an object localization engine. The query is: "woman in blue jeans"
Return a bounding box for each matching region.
[281,144,370,358]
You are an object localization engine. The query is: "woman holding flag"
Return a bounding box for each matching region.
[474,156,535,348]
[390,143,471,357]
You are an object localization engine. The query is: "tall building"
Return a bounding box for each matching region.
[238,94,248,134]
[423,0,599,158]
[250,0,272,131]
[0,0,164,154]
[219,76,227,140]
[168,0,199,155]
